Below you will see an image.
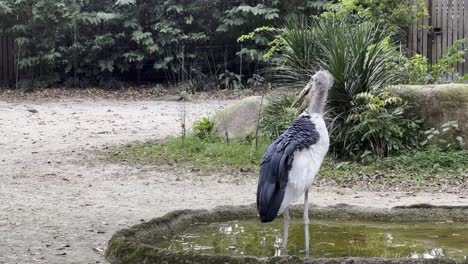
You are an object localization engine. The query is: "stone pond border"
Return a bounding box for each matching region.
[106,203,468,264]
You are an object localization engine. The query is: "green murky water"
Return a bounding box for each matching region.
[156,219,468,259]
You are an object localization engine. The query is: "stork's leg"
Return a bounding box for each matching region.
[304,188,310,257]
[282,207,290,255]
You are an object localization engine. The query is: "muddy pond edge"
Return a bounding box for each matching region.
[105,203,468,264]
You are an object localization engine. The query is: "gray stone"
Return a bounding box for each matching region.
[213,96,266,139]
[390,84,468,148]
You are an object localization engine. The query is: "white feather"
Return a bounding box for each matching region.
[278,113,329,214]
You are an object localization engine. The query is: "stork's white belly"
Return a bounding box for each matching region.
[278,114,329,214]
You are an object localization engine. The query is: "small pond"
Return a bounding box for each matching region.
[157,219,468,260]
[106,204,468,264]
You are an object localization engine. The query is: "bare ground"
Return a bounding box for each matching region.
[1,97,467,264]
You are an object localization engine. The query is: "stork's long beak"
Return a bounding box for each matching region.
[292,81,312,108]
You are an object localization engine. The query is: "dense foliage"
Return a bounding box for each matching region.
[322,0,428,38]
[390,38,468,85]
[0,0,328,89]
[343,92,421,160]
[264,18,417,159]
[255,1,466,160]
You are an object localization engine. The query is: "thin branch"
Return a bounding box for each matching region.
[181,96,187,144]
[255,95,264,152]
[219,99,230,145]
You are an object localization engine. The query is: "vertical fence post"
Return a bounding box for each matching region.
[0,35,17,88]
[429,0,436,64]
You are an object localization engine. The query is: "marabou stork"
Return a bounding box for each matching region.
[256,70,333,256]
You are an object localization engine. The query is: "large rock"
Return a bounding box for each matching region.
[213,96,266,139]
[390,84,468,148]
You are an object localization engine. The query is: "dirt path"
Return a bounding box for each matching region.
[1,98,467,264]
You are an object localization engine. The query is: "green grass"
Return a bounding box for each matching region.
[111,137,467,190]
[321,147,468,189]
[112,136,271,173]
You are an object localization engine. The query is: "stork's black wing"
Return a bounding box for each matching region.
[256,114,320,223]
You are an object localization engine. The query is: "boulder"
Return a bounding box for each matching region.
[390,84,468,148]
[213,96,266,139]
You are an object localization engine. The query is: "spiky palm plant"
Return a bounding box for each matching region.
[277,18,396,108]
[272,18,399,158]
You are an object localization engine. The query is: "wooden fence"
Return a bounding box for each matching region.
[0,35,16,88]
[408,0,468,79]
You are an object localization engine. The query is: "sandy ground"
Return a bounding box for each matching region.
[1,98,467,264]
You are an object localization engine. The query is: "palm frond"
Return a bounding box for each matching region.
[270,18,401,159]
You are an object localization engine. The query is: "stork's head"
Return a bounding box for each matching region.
[297,70,333,101]
[294,70,334,114]
[311,70,333,93]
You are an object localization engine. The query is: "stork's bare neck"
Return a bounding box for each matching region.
[308,89,328,114]
[306,70,333,114]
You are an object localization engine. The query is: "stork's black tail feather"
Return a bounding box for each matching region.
[257,182,285,223]
[256,161,285,223]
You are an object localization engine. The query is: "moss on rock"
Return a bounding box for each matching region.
[390,84,468,148]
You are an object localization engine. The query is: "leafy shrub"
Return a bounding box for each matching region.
[260,93,298,139]
[193,117,214,140]
[389,38,468,84]
[16,74,60,91]
[218,70,242,90]
[322,0,428,32]
[341,92,421,161]
[422,121,465,150]
[389,54,432,85]
[247,74,265,87]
